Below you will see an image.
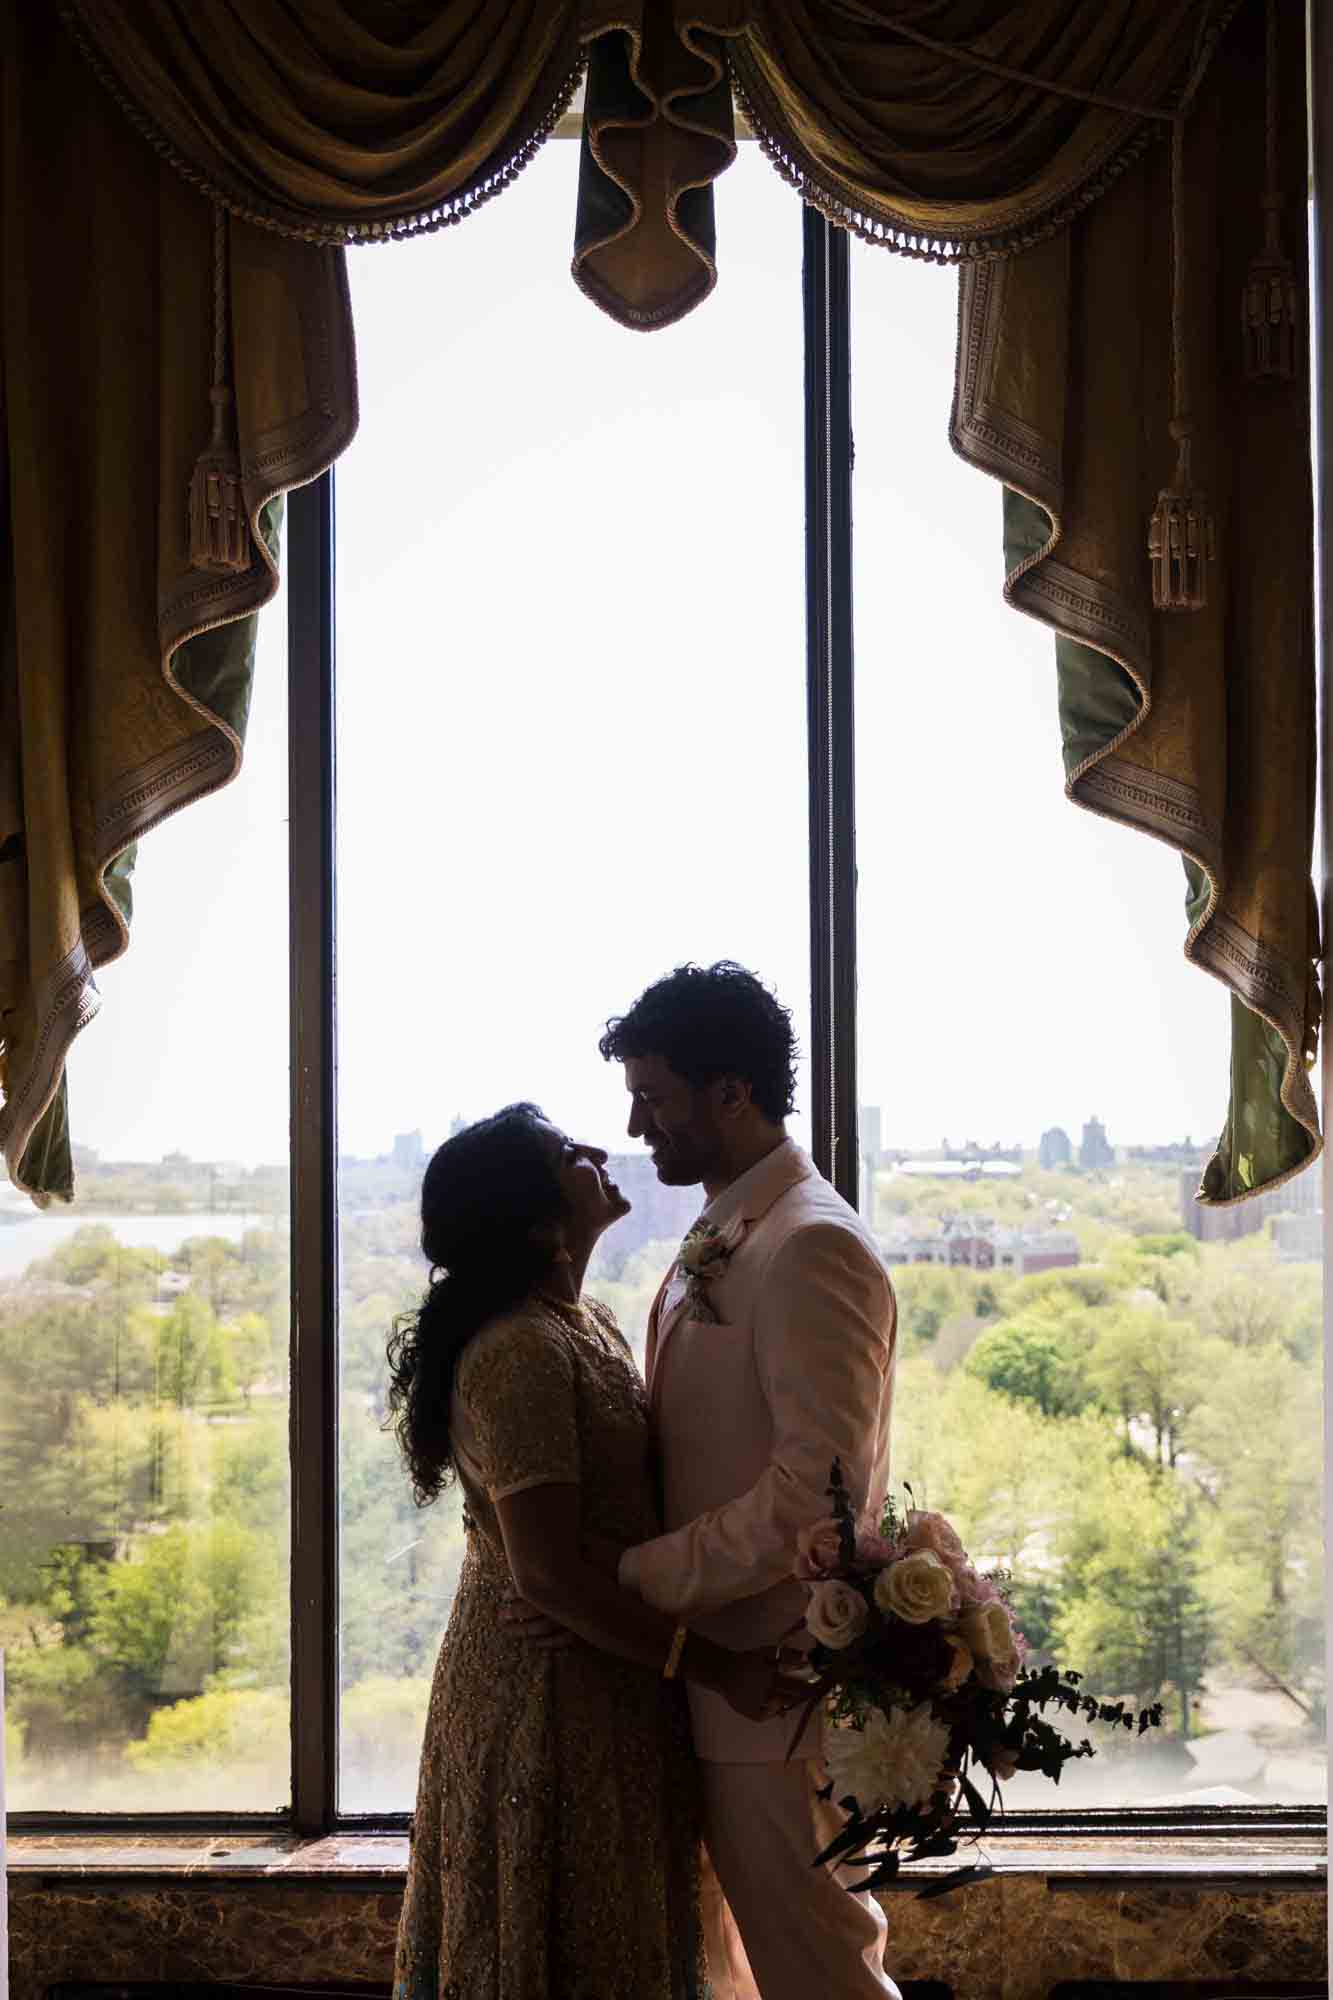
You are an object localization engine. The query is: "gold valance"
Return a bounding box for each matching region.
[1,0,1318,1210]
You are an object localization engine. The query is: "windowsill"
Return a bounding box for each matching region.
[6,1829,1325,1890]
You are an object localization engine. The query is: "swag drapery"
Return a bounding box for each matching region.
[0,0,1318,1207]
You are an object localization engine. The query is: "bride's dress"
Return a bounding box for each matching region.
[394,1293,708,1999]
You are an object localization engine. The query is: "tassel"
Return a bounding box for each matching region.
[1149,425,1215,611]
[188,203,250,576]
[189,386,248,573]
[1150,120,1214,611]
[1241,0,1299,382]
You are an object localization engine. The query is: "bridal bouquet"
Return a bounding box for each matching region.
[790,1462,1162,1891]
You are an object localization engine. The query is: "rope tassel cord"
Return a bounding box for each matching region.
[1149,115,1215,611]
[1242,0,1298,381]
[188,202,250,575]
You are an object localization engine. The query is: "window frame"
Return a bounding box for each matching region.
[11,180,1327,1845]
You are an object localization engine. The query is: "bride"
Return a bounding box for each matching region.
[388,1101,786,2000]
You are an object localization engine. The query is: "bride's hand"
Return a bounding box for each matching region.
[499,1588,578,1651]
[580,1534,627,1579]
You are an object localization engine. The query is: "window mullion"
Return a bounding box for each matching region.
[803,206,859,1203]
[287,470,340,1834]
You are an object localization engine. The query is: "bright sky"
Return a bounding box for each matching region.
[65,139,1235,1169]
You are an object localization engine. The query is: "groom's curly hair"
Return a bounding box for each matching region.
[599,961,798,1123]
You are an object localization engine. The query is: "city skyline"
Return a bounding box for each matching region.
[47,1108,1219,1180]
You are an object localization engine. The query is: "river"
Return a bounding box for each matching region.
[0,1209,281,1281]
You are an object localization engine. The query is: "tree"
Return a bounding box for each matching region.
[1187,1341,1324,1715]
[88,1518,280,1708]
[154,1290,233,1407]
[1085,1305,1218,1468]
[1052,1458,1212,1734]
[965,1313,1094,1418]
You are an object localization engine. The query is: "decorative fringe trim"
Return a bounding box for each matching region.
[57,5,585,249]
[727,8,1240,271]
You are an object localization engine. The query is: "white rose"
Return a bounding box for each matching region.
[960,1599,1014,1662]
[873,1549,957,1625]
[805,1579,869,1650]
[961,1600,1021,1690]
[824,1702,952,1814]
[937,1634,974,1693]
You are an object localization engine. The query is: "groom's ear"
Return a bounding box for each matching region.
[717,1076,752,1117]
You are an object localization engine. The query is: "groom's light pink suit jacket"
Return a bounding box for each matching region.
[621,1139,897,1763]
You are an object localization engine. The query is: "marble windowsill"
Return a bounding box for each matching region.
[7,1829,1326,1889]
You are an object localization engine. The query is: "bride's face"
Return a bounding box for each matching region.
[546,1126,631,1239]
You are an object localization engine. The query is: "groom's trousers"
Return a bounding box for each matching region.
[698,1757,901,2000]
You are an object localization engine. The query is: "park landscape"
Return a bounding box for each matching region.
[0,1151,1322,1813]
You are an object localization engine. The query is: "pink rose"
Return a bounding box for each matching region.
[955,1565,999,1609]
[795,1518,845,1580]
[904,1510,967,1570]
[805,1580,869,1650]
[855,1531,899,1568]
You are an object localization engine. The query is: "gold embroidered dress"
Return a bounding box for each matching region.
[394,1294,707,2000]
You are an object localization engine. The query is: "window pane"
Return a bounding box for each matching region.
[335,144,808,1812]
[852,247,1325,1809]
[1,593,291,1811]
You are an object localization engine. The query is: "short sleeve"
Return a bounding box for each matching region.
[453,1311,581,1501]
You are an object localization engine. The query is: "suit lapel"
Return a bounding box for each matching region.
[647,1263,691,1405]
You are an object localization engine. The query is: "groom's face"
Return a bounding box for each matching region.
[623,1053,726,1187]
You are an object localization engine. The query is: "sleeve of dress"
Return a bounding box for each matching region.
[454,1312,581,1502]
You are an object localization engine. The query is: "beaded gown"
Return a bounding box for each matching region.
[393,1294,709,2000]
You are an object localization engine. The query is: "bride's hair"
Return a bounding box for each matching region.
[385,1102,567,1505]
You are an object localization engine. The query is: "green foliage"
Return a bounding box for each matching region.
[87,1519,280,1704]
[1051,1465,1212,1733]
[1,1155,1324,1811]
[124,1685,287,1775]
[965,1313,1094,1418]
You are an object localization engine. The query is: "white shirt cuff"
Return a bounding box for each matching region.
[618,1542,644,1594]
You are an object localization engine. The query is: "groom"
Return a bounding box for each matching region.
[599,961,900,2000]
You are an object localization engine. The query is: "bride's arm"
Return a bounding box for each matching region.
[495,1482,802,1718]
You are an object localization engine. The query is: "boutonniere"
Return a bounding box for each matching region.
[676,1214,747,1323]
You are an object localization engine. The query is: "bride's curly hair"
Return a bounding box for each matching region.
[385,1102,567,1505]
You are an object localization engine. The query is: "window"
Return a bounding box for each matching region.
[852,246,1325,1809]
[6,126,1323,1837]
[333,139,809,1813]
[2,589,291,1813]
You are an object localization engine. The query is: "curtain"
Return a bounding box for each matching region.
[949,0,1319,1203]
[0,1,356,1200]
[8,0,1317,1206]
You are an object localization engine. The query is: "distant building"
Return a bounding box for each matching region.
[392,1130,426,1172]
[1079,1116,1114,1170]
[1180,1159,1321,1245]
[1273,1211,1322,1262]
[1127,1136,1213,1168]
[879,1214,1079,1277]
[1039,1126,1073,1170]
[859,1105,883,1216]
[891,1157,1022,1184]
[600,1153,699,1263]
